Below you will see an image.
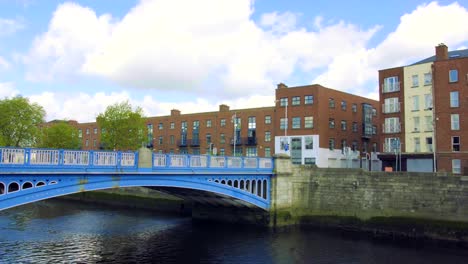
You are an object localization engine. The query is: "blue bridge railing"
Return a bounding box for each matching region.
[0,148,274,173]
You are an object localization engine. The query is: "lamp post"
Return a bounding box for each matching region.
[232,112,237,157]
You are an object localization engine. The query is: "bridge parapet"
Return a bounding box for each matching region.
[0,147,274,173]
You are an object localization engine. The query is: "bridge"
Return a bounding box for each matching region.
[0,147,274,211]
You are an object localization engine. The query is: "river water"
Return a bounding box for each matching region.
[0,200,467,263]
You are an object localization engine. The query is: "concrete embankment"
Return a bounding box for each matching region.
[270,156,468,245]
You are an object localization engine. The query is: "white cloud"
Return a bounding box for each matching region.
[0,56,9,70]
[0,17,24,36]
[21,0,468,113]
[0,82,19,98]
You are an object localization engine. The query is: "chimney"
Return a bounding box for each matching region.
[219,104,230,112]
[435,43,448,61]
[277,83,288,89]
[171,109,181,116]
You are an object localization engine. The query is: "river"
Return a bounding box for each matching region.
[0,199,467,263]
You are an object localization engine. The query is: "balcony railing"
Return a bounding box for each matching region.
[189,139,200,147]
[177,139,188,147]
[244,137,257,146]
[382,82,400,93]
[382,102,400,114]
[230,138,242,145]
[382,123,401,134]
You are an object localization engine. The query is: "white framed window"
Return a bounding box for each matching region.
[452,136,460,151]
[384,137,400,152]
[426,137,433,152]
[265,131,271,142]
[383,76,399,93]
[414,137,420,152]
[413,116,420,132]
[451,114,460,130]
[383,97,399,113]
[424,73,432,85]
[384,117,400,133]
[341,120,347,131]
[265,116,271,124]
[449,69,458,83]
[280,97,288,107]
[304,95,314,105]
[292,96,300,106]
[304,116,313,128]
[292,117,301,129]
[450,91,459,107]
[280,118,288,130]
[452,159,461,174]
[424,94,432,110]
[412,74,419,87]
[412,95,420,111]
[424,116,433,131]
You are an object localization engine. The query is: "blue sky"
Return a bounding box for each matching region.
[0,0,467,122]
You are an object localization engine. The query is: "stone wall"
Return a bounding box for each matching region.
[270,156,468,242]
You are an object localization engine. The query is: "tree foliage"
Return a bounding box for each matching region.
[0,96,45,147]
[97,101,146,151]
[39,121,81,149]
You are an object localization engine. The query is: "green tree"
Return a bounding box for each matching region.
[0,96,45,147]
[97,101,146,151]
[39,122,81,149]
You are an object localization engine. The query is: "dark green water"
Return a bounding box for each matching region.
[0,200,467,263]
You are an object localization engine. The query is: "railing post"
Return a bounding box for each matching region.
[25,148,30,166]
[89,150,94,167]
[166,154,170,167]
[207,155,211,168]
[116,151,122,170]
[58,149,64,166]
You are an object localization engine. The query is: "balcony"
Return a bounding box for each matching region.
[189,139,200,147]
[382,102,400,114]
[177,139,188,147]
[382,82,400,93]
[230,138,242,145]
[244,137,257,146]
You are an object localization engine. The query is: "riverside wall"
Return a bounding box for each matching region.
[270,156,468,243]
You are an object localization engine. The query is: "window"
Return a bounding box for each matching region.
[292,117,301,129]
[413,116,420,132]
[341,139,347,150]
[206,120,212,128]
[292,96,300,106]
[280,97,288,106]
[383,76,399,93]
[170,135,175,145]
[170,122,175,129]
[352,104,357,113]
[452,136,460,151]
[452,159,461,174]
[341,120,347,131]
[424,94,432,110]
[412,95,420,111]
[449,69,458,83]
[424,73,432,85]
[246,147,257,157]
[265,131,271,142]
[206,133,211,144]
[451,114,460,130]
[352,122,358,132]
[450,91,459,107]
[414,137,421,152]
[384,117,400,133]
[372,142,377,152]
[329,98,335,108]
[372,108,377,116]
[192,149,200,155]
[305,95,314,104]
[426,137,433,152]
[305,136,313,149]
[158,123,163,130]
[352,141,358,151]
[264,147,271,157]
[220,133,225,144]
[86,128,89,135]
[372,125,377,135]
[193,120,199,129]
[158,136,163,145]
[384,137,399,152]
[85,139,89,147]
[304,116,313,128]
[329,118,335,128]
[248,116,256,129]
[362,142,368,153]
[424,116,433,131]
[265,115,271,124]
[220,119,226,127]
[181,121,187,131]
[412,74,419,87]
[341,101,347,110]
[280,118,288,130]
[78,129,82,138]
[93,128,98,134]
[220,148,225,156]
[93,139,96,147]
[384,97,399,113]
[329,138,335,150]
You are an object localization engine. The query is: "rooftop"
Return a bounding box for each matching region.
[411,48,468,65]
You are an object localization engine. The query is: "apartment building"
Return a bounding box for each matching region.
[71,83,379,168]
[379,44,468,173]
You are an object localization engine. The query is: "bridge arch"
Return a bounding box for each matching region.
[8,182,20,193]
[22,181,33,190]
[0,182,4,195]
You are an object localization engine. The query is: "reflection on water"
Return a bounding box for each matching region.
[0,200,467,263]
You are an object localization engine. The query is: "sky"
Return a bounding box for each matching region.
[0,0,467,123]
